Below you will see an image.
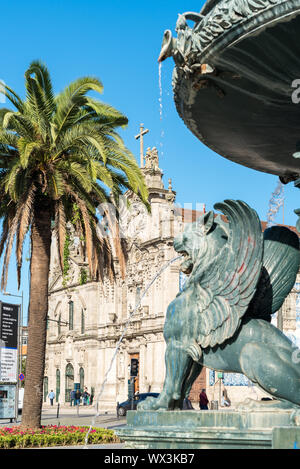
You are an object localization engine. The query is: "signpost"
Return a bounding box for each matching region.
[0,302,20,421]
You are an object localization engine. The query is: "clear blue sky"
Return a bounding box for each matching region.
[0,0,299,322]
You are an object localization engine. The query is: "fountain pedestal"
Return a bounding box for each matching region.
[116,409,300,449]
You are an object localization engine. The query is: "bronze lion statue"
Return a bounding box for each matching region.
[139,200,300,411]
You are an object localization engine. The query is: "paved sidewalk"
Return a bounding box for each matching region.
[36,443,125,449]
[0,405,126,450]
[0,404,126,430]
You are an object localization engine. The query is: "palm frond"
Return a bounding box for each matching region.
[24,73,50,141]
[26,60,55,119]
[63,184,96,277]
[0,215,10,259]
[83,98,128,128]
[2,112,36,142]
[102,202,126,279]
[17,138,40,168]
[54,77,103,137]
[3,160,22,201]
[16,184,36,287]
[0,129,19,149]
[1,205,21,291]
[0,84,24,112]
[53,199,66,271]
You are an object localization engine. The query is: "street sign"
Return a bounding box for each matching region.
[19,373,25,381]
[0,302,20,383]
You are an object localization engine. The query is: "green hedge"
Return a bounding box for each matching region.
[0,426,120,449]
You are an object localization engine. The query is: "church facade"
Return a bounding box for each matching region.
[44,145,300,410]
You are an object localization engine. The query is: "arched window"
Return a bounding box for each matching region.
[65,363,74,402]
[81,309,85,334]
[69,301,74,330]
[79,367,84,392]
[56,369,60,403]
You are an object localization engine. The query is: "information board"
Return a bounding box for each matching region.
[0,384,17,419]
[0,302,19,383]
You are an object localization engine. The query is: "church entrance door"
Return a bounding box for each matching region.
[65,363,74,403]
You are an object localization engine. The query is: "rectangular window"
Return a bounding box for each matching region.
[135,287,141,308]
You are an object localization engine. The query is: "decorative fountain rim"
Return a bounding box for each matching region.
[176,0,300,66]
[162,0,300,181]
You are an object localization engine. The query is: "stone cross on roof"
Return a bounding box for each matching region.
[135,123,149,168]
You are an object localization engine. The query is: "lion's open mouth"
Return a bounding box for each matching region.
[177,250,193,274]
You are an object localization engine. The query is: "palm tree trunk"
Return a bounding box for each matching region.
[21,205,51,429]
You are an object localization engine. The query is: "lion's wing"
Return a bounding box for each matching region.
[194,200,264,348]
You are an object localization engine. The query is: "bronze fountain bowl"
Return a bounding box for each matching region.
[159,0,300,183]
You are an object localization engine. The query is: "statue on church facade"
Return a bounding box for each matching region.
[139,199,300,412]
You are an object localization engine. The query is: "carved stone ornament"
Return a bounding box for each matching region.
[123,202,148,240]
[145,147,160,171]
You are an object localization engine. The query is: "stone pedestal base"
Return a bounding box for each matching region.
[116,410,299,449]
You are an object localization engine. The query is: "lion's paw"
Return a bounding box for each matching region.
[235,398,260,411]
[291,409,300,426]
[137,394,171,411]
[137,397,159,411]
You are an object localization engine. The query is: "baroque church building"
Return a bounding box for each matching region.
[45,142,300,410]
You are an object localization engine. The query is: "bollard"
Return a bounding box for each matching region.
[56,403,60,419]
[211,400,219,410]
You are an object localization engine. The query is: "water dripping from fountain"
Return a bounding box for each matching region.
[158,62,164,158]
[159,62,163,121]
[84,255,183,447]
[266,179,285,228]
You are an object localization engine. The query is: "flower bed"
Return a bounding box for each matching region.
[0,425,120,449]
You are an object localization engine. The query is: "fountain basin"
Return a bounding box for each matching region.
[116,409,300,449]
[168,0,300,182]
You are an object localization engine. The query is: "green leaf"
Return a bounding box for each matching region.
[17,138,40,168]
[54,77,104,137]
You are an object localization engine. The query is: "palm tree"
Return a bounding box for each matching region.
[0,61,148,429]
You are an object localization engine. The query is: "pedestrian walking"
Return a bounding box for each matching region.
[90,388,94,405]
[70,389,76,406]
[199,388,209,410]
[82,389,90,406]
[48,390,55,406]
[183,397,194,410]
[75,389,81,406]
[222,388,231,407]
